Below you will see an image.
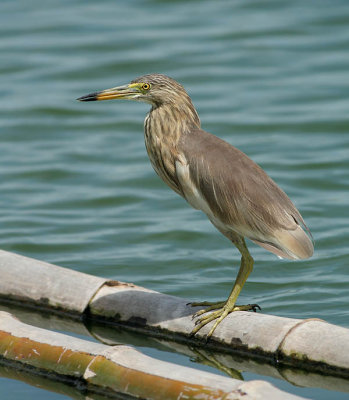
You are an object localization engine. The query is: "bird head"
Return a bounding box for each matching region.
[77,73,190,108]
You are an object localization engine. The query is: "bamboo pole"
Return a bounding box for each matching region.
[0,311,305,400]
[0,249,106,315]
[89,283,349,377]
[1,301,348,394]
[0,249,348,379]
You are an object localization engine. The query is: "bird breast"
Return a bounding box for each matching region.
[144,113,182,195]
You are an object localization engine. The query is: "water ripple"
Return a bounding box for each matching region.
[1,1,349,398]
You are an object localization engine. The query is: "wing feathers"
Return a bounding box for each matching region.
[178,128,313,259]
[252,224,314,260]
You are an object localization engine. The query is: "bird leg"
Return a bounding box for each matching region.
[190,236,259,339]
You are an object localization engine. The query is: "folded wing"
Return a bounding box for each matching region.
[177,128,313,260]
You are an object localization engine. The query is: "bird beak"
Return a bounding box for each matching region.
[77,84,140,102]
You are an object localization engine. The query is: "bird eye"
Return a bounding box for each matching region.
[142,83,150,90]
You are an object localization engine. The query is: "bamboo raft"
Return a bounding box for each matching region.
[0,249,348,398]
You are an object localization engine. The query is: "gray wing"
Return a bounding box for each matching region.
[177,128,313,260]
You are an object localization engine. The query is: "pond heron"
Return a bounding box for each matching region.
[78,74,313,339]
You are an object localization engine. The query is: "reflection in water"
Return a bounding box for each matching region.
[187,347,244,381]
[1,302,348,397]
[0,362,122,400]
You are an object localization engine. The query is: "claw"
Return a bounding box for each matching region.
[250,303,261,312]
[193,308,210,319]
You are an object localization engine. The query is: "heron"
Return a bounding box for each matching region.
[78,74,313,339]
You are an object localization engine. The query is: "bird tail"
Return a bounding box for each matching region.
[252,224,314,260]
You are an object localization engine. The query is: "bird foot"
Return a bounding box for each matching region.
[190,302,261,339]
[188,301,225,319]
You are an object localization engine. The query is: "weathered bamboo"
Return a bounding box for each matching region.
[0,249,348,379]
[0,311,305,400]
[0,249,106,315]
[1,301,348,394]
[89,284,349,377]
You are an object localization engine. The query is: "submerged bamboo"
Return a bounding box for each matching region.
[0,311,305,400]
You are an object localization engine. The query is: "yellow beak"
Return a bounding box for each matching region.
[77,84,140,102]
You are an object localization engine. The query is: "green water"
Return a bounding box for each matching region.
[1,0,349,399]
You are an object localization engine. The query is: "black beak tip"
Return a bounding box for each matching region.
[76,92,98,102]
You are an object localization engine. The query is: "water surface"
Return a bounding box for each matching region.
[0,1,349,399]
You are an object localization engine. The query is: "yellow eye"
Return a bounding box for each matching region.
[142,83,150,90]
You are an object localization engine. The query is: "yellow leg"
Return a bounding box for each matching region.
[190,235,260,338]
